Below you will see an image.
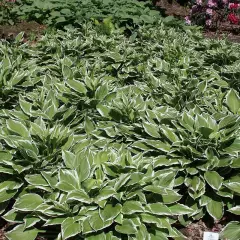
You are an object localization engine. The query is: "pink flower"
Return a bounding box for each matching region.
[206,19,212,26]
[207,0,217,7]
[228,13,239,24]
[222,0,228,4]
[196,0,202,5]
[185,16,191,25]
[206,8,213,15]
[228,3,240,9]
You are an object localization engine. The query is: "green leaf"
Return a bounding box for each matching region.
[62,150,76,169]
[15,32,24,42]
[85,117,95,134]
[25,174,49,187]
[226,89,240,114]
[224,139,240,153]
[228,206,240,215]
[143,122,160,138]
[115,219,137,235]
[95,186,116,202]
[146,203,171,215]
[114,174,131,191]
[122,201,143,214]
[95,83,108,100]
[3,209,25,223]
[143,185,166,195]
[67,79,87,94]
[56,16,66,23]
[0,201,9,214]
[24,215,41,229]
[14,194,44,211]
[168,203,194,215]
[219,115,238,129]
[61,217,81,240]
[76,154,91,182]
[204,171,223,190]
[206,197,223,220]
[145,140,171,152]
[0,189,18,202]
[6,119,30,138]
[67,190,92,204]
[96,104,110,118]
[231,158,240,168]
[161,125,179,142]
[99,204,122,221]
[161,189,182,204]
[57,169,80,191]
[5,224,39,240]
[89,212,112,231]
[221,221,240,240]
[0,151,13,161]
[224,182,240,194]
[141,213,161,226]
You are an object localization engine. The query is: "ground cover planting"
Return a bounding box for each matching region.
[0,20,240,239]
[1,0,161,29]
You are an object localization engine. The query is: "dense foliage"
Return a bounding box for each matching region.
[0,0,160,29]
[0,0,17,25]
[0,22,240,239]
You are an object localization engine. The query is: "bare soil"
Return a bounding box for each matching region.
[154,0,189,18]
[179,219,224,240]
[0,21,46,42]
[0,218,7,240]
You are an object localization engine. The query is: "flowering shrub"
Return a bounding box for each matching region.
[185,0,240,28]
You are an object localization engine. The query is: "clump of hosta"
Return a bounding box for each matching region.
[0,23,240,240]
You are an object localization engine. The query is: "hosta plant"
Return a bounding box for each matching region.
[0,22,240,240]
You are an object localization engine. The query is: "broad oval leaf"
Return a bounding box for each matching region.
[115,219,137,235]
[221,221,240,240]
[204,171,223,190]
[99,203,122,221]
[228,206,240,215]
[61,217,81,240]
[5,224,39,240]
[13,194,44,211]
[206,197,223,220]
[122,201,143,215]
[67,79,87,94]
[226,89,240,114]
[6,119,30,138]
[143,122,160,138]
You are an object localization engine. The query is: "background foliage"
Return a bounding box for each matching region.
[3,0,161,29]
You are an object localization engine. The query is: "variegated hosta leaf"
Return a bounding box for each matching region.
[221,221,240,240]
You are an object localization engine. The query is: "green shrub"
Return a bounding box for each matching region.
[11,0,160,29]
[1,23,240,240]
[0,0,17,25]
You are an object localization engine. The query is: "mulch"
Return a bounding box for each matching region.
[0,218,8,240]
[0,21,46,43]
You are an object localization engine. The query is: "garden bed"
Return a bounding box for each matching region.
[154,0,240,43]
[0,22,240,240]
[0,1,240,240]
